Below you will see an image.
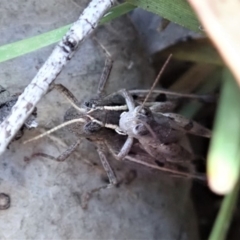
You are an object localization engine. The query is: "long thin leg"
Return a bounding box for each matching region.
[53,84,86,113]
[31,140,81,162]
[54,84,78,103]
[116,136,134,160]
[129,89,216,103]
[93,38,114,97]
[118,89,135,111]
[124,155,206,181]
[112,89,136,160]
[96,142,118,186]
[97,56,113,96]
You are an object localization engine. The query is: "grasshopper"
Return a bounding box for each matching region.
[115,56,211,168]
[25,47,212,187]
[117,89,211,163]
[24,50,128,186]
[25,83,208,186]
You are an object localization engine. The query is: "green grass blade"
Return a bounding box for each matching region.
[209,179,240,240]
[0,25,71,62]
[207,69,240,195]
[100,2,136,24]
[127,0,201,32]
[0,3,135,63]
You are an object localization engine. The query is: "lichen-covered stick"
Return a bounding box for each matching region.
[0,0,115,155]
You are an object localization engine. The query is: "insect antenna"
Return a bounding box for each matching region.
[138,54,172,112]
[122,54,173,144]
[133,54,172,139]
[24,118,86,144]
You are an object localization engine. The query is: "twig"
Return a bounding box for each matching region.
[0,0,115,155]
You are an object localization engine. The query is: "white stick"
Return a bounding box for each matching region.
[0,0,115,155]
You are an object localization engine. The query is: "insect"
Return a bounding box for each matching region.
[117,88,211,162]
[0,85,37,141]
[25,84,208,186]
[24,49,128,186]
[110,56,211,166]
[25,46,212,187]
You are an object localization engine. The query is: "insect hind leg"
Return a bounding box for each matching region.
[96,142,118,186]
[93,37,113,97]
[27,140,81,162]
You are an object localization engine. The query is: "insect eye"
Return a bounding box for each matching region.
[140,108,146,115]
[139,107,151,117]
[84,101,92,108]
[132,94,138,100]
[133,124,142,134]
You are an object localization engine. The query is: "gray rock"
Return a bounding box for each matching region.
[0,1,199,239]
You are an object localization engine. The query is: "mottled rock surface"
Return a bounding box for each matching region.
[0,1,199,239]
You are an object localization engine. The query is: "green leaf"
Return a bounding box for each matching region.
[127,0,201,32]
[207,69,240,195]
[0,25,71,63]
[100,2,136,24]
[209,179,240,240]
[0,3,135,63]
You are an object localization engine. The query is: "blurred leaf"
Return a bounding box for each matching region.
[158,38,223,65]
[127,0,201,32]
[170,63,217,92]
[100,2,136,24]
[207,69,240,195]
[209,178,240,240]
[179,67,221,118]
[188,0,240,87]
